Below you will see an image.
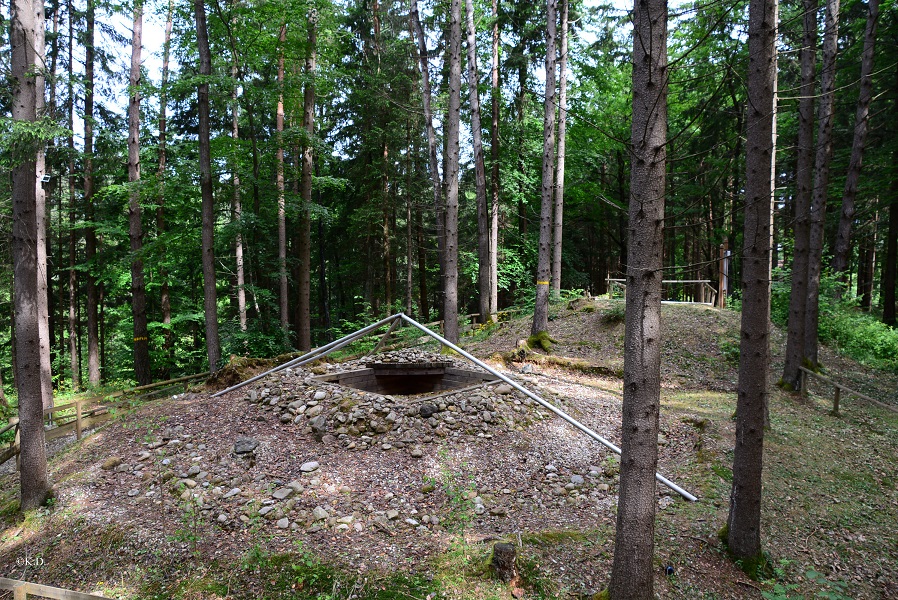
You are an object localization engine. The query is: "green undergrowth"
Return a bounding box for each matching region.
[769,269,898,373]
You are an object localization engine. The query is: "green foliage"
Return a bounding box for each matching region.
[437,454,476,533]
[771,269,898,372]
[718,339,740,364]
[759,561,853,600]
[601,301,626,325]
[0,118,70,168]
[238,541,438,599]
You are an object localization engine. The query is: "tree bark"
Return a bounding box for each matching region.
[297,12,316,351]
[861,214,877,310]
[195,0,221,372]
[411,0,445,321]
[832,0,879,289]
[227,20,247,336]
[805,0,839,368]
[158,0,174,376]
[465,0,490,324]
[531,0,557,337]
[444,0,463,343]
[781,0,817,390]
[489,0,500,319]
[11,0,52,510]
[728,0,777,565]
[276,23,289,333]
[883,178,897,326]
[551,0,569,297]
[128,0,151,386]
[84,0,100,386]
[66,0,79,390]
[608,0,667,595]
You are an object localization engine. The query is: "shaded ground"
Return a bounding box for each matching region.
[1,300,896,599]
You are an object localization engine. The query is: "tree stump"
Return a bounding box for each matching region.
[491,542,517,582]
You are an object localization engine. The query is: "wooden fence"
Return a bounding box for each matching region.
[799,366,898,416]
[606,277,717,305]
[0,372,208,468]
[0,577,107,599]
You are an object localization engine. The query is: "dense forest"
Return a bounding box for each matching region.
[1,0,897,390]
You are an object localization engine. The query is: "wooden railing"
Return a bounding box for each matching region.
[0,577,108,599]
[606,277,717,305]
[799,366,898,416]
[0,372,209,468]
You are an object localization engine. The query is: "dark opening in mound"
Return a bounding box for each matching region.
[310,362,498,396]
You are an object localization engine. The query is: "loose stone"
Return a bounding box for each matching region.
[300,461,320,473]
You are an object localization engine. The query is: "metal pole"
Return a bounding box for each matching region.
[212,314,402,398]
[398,313,698,502]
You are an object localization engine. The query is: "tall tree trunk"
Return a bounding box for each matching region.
[489,0,500,318]
[531,0,557,337]
[728,0,777,565]
[318,218,332,341]
[406,121,415,317]
[84,0,100,386]
[297,11,316,351]
[860,215,877,310]
[411,0,445,323]
[11,0,52,510]
[832,0,879,290]
[444,0,463,343]
[66,0,79,390]
[157,0,174,376]
[465,0,490,324]
[228,27,247,336]
[417,204,429,319]
[38,0,54,411]
[805,0,839,368]
[608,0,667,594]
[128,0,151,385]
[195,0,221,372]
[382,143,393,313]
[551,0,569,297]
[781,0,817,390]
[276,23,289,333]
[883,178,897,325]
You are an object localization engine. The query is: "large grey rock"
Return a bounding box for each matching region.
[233,438,259,454]
[309,415,328,441]
[312,506,329,521]
[272,487,294,500]
[419,404,438,419]
[222,487,241,499]
[305,405,324,418]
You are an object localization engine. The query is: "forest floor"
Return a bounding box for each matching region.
[0,299,896,600]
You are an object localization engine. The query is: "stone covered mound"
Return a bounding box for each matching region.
[240,349,553,453]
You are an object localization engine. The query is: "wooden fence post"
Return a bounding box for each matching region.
[832,386,841,416]
[800,369,808,399]
[75,400,83,440]
[13,582,26,600]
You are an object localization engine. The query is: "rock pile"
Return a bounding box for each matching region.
[240,350,553,453]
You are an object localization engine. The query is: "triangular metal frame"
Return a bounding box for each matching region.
[213,312,697,502]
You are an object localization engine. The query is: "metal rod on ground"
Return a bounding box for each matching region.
[212,314,402,398]
[398,313,698,502]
